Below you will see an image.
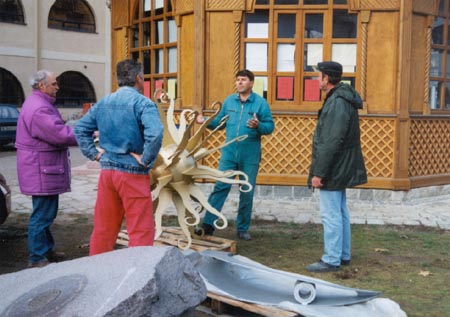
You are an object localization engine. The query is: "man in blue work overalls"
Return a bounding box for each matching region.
[197,70,275,240]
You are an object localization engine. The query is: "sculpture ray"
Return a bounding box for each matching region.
[150,92,251,248]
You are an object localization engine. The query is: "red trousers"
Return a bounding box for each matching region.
[89,170,154,256]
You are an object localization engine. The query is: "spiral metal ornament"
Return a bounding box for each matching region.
[151,90,252,249]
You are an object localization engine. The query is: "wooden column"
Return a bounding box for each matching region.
[193,0,206,113]
[394,0,413,189]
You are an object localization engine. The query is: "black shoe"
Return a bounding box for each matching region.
[237,231,252,241]
[201,223,215,236]
[28,259,49,268]
[46,250,65,262]
[306,260,339,272]
[341,259,351,266]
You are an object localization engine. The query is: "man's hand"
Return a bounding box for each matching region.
[311,176,323,188]
[196,114,206,124]
[247,113,259,129]
[130,152,146,167]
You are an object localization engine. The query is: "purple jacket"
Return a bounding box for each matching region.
[16,90,78,195]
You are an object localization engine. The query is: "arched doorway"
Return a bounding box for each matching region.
[0,67,25,106]
[56,71,96,108]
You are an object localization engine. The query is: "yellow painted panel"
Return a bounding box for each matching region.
[365,12,399,114]
[180,14,195,107]
[206,12,237,107]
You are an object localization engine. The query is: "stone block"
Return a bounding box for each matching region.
[0,246,206,317]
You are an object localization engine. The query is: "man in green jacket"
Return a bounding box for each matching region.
[307,61,367,273]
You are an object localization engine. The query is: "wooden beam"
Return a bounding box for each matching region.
[194,0,206,113]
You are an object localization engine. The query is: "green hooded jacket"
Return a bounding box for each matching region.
[308,83,367,190]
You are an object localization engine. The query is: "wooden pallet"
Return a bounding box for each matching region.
[116,227,236,254]
[198,292,300,317]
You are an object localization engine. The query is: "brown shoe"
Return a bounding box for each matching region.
[46,250,65,262]
[28,259,49,268]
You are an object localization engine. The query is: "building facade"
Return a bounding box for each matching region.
[114,0,449,190]
[0,0,111,120]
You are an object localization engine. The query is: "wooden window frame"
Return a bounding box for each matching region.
[429,0,450,112]
[130,0,177,100]
[241,0,358,112]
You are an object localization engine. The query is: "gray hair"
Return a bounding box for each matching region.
[29,70,52,89]
[116,59,142,87]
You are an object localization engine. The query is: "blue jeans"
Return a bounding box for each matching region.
[28,195,59,263]
[319,189,351,266]
[203,157,259,233]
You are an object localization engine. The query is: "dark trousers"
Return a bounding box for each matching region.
[28,195,59,263]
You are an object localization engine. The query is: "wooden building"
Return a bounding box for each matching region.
[109,0,450,190]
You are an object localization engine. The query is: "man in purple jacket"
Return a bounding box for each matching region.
[16,70,78,268]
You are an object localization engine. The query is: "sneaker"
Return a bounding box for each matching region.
[341,259,351,266]
[306,260,339,272]
[46,250,65,262]
[28,259,49,268]
[237,231,252,241]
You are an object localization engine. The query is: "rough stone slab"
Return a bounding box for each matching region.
[0,246,206,317]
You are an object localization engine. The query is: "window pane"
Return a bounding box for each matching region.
[168,19,177,42]
[0,0,25,24]
[333,10,357,38]
[278,14,296,38]
[341,77,355,88]
[143,51,150,74]
[430,49,443,77]
[304,44,323,71]
[254,77,267,98]
[303,77,321,101]
[447,20,450,46]
[446,82,450,109]
[334,0,347,3]
[143,22,150,46]
[245,10,269,38]
[277,44,296,71]
[132,52,139,62]
[155,49,164,73]
[155,0,164,15]
[429,81,441,109]
[256,0,269,4]
[275,0,298,4]
[155,20,164,44]
[276,77,294,101]
[305,14,323,38]
[168,48,177,73]
[166,0,173,12]
[144,0,151,17]
[245,43,268,71]
[131,26,139,48]
[432,17,444,45]
[332,44,356,72]
[304,0,327,4]
[439,0,445,14]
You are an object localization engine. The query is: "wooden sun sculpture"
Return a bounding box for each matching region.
[151,91,252,249]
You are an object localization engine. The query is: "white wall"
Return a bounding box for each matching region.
[0,0,111,115]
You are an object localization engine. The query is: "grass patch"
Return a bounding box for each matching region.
[162,217,450,317]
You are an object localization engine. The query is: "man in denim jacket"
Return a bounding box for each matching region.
[75,59,163,255]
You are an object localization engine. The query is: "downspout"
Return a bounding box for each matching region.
[35,0,41,71]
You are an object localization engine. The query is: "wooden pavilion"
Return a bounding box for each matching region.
[109,0,450,190]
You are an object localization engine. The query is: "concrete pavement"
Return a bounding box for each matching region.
[9,161,450,230]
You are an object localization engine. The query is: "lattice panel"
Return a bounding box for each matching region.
[207,0,245,10]
[359,118,395,178]
[260,117,316,175]
[409,119,450,176]
[175,0,194,14]
[200,115,396,180]
[359,0,399,10]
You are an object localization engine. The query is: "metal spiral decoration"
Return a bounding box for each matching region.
[150,90,252,249]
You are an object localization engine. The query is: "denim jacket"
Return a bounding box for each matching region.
[74,86,163,175]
